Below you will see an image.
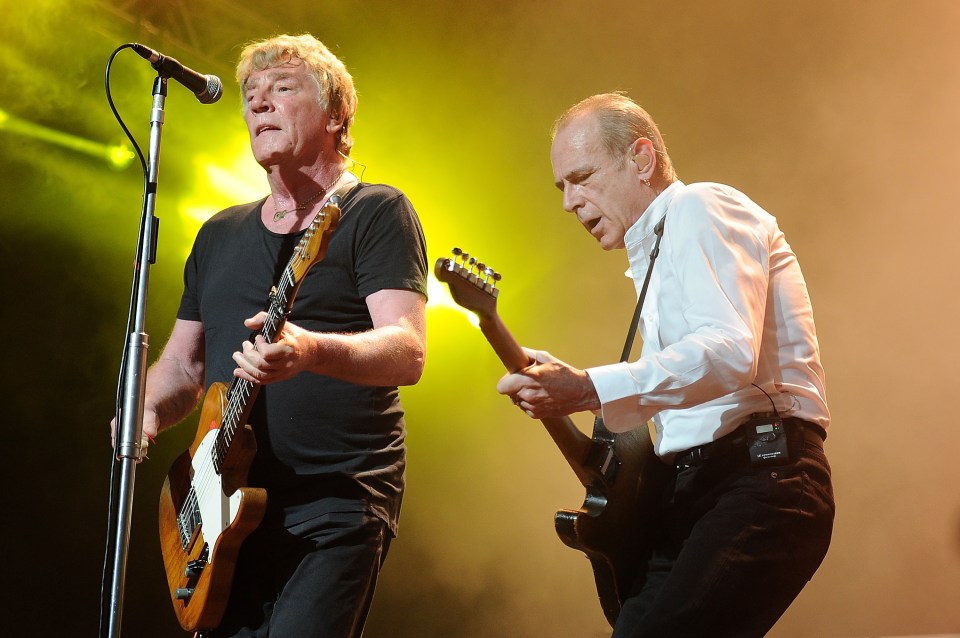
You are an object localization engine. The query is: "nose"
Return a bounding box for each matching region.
[246,87,271,114]
[561,183,582,214]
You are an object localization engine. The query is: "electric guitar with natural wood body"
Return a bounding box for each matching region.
[435,249,668,626]
[157,198,342,632]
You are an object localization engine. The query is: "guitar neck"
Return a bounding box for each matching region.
[214,208,334,468]
[215,302,287,469]
[477,313,596,487]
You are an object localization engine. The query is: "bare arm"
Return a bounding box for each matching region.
[142,318,206,439]
[110,318,205,454]
[232,288,426,387]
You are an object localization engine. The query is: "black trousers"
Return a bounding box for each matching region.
[208,509,391,638]
[613,422,835,638]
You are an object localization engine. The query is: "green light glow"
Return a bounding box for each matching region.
[106,143,135,170]
[0,105,133,169]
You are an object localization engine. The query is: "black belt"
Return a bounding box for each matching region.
[673,416,826,470]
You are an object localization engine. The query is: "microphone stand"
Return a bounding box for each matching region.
[107,73,167,638]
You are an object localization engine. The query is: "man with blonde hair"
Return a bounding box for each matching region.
[498,93,834,636]
[133,34,427,637]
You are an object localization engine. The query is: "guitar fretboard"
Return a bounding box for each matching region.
[209,212,328,474]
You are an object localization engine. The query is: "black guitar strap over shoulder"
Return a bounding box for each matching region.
[592,214,666,441]
[619,215,666,363]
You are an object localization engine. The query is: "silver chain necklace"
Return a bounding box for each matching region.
[271,188,327,222]
[271,169,350,222]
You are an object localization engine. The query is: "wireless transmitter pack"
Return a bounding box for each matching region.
[748,417,790,466]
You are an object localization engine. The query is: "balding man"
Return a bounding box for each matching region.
[498,93,833,637]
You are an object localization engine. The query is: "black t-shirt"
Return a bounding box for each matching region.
[177,183,427,533]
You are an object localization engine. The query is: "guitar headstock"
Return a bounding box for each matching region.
[434,248,502,321]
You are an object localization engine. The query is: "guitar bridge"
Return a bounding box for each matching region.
[177,487,203,550]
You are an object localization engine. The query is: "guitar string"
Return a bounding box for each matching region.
[176,212,332,539]
[177,227,315,538]
[207,217,316,468]
[209,233,307,463]
[179,232,309,520]
[184,266,292,541]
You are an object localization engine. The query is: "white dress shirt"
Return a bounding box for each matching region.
[586,181,829,457]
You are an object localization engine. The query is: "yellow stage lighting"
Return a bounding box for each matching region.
[0,106,135,170]
[427,273,480,328]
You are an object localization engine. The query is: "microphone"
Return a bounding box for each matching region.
[131,43,223,104]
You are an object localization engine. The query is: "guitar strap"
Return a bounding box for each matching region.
[619,215,667,363]
[326,179,360,213]
[593,214,667,441]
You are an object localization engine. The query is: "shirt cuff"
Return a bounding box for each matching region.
[586,362,643,432]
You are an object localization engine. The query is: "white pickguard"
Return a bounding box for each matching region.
[190,428,243,560]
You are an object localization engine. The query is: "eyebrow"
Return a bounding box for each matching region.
[555,166,596,190]
[244,71,299,91]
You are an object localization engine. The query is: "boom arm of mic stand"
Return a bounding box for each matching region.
[108,74,167,638]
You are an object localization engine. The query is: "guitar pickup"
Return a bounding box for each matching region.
[600,445,618,481]
[585,442,619,484]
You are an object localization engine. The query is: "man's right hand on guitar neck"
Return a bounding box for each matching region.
[496,346,601,419]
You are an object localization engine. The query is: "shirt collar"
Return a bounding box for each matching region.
[624,180,685,250]
[622,180,683,284]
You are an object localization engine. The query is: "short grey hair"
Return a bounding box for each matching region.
[553,92,676,183]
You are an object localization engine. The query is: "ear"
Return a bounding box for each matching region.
[326,111,346,134]
[628,137,656,177]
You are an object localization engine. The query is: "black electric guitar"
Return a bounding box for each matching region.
[157,198,342,632]
[435,249,668,626]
